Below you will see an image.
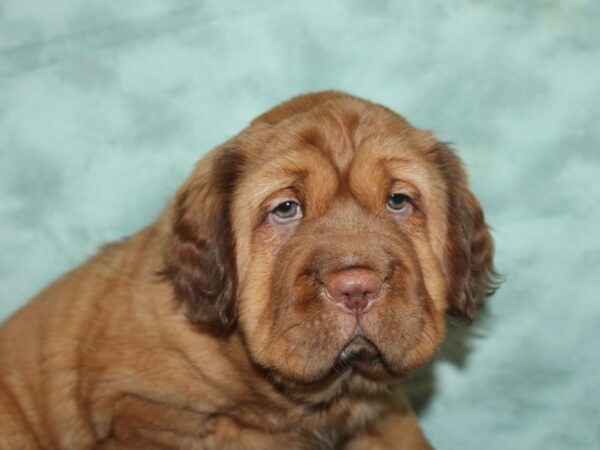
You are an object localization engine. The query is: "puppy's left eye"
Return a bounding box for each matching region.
[271,200,303,223]
[386,193,412,213]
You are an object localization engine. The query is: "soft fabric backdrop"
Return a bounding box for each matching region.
[1,1,598,448]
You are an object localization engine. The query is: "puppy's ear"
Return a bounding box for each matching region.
[160,146,244,333]
[434,144,500,321]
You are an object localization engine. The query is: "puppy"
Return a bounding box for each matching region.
[0,91,498,449]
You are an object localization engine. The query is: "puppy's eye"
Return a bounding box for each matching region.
[386,193,412,213]
[271,201,303,222]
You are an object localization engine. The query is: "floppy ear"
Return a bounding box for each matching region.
[160,146,244,333]
[434,145,500,321]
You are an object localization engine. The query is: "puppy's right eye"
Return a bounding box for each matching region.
[386,193,412,213]
[271,201,303,223]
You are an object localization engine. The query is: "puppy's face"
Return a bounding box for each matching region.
[163,92,498,391]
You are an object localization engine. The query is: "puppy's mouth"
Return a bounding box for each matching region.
[334,335,391,379]
[338,335,380,363]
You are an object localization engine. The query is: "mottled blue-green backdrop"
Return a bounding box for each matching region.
[1,1,598,448]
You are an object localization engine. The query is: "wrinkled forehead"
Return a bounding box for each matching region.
[246,100,435,167]
[235,101,444,211]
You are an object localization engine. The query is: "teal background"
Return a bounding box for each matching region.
[1,1,599,448]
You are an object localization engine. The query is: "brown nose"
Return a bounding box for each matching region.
[324,269,383,314]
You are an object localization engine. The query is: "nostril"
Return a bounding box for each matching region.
[324,269,383,313]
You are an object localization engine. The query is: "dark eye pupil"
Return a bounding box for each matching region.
[391,194,404,204]
[278,202,293,213]
[388,193,409,210]
[275,201,298,218]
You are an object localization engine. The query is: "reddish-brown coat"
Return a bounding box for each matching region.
[0,91,498,449]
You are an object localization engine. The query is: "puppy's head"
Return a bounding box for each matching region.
[162,91,498,391]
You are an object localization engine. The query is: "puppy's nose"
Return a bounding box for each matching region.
[324,269,383,314]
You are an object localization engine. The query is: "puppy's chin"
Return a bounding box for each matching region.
[263,335,400,403]
[334,336,394,381]
[264,351,398,407]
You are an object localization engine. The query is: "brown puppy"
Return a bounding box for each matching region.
[0,92,498,449]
